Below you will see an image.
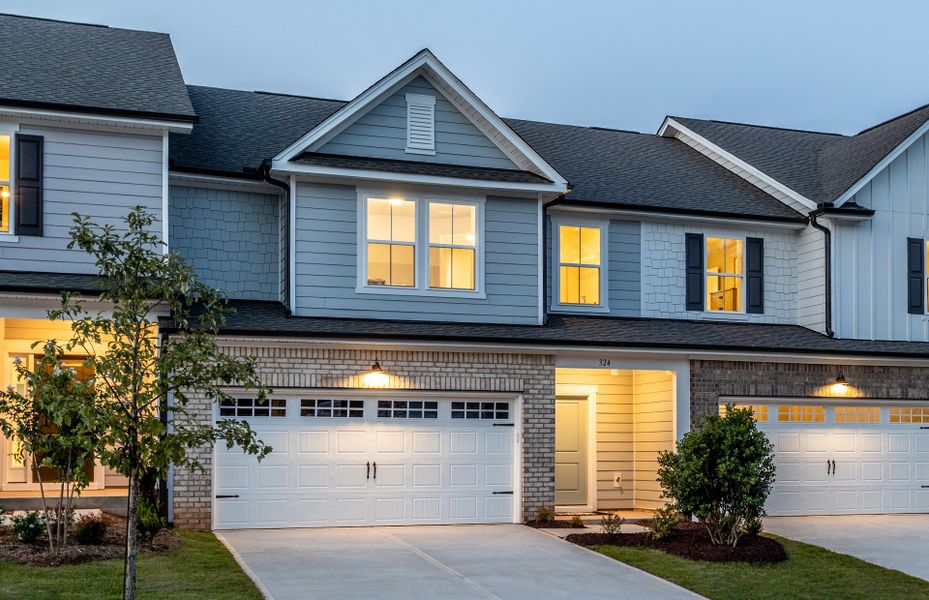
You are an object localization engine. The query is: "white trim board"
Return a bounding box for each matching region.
[659,117,817,212]
[0,105,194,134]
[271,49,567,188]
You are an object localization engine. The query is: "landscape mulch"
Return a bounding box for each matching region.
[565,522,787,563]
[524,519,586,529]
[0,513,180,567]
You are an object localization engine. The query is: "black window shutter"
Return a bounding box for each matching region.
[746,237,764,314]
[907,237,925,314]
[685,233,704,311]
[14,134,43,237]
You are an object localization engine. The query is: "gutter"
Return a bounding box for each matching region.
[259,160,293,315]
[809,206,835,337]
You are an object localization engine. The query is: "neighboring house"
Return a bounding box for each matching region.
[1,13,929,528]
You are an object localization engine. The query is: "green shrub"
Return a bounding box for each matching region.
[657,404,775,547]
[600,513,624,535]
[11,511,45,544]
[534,506,553,524]
[568,514,585,528]
[136,500,163,542]
[73,514,108,545]
[647,506,678,541]
[744,515,764,537]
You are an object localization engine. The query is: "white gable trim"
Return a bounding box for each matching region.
[659,117,817,212]
[832,119,929,207]
[272,49,567,188]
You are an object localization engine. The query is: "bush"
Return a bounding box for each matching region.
[657,404,775,547]
[11,511,45,544]
[534,506,553,524]
[744,515,764,537]
[73,514,108,545]
[600,513,624,535]
[568,515,584,528]
[136,500,163,542]
[647,506,679,541]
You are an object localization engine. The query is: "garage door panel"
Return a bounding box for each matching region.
[412,432,441,453]
[917,435,929,453]
[861,462,883,481]
[375,431,405,453]
[450,432,478,454]
[257,465,288,489]
[374,463,405,487]
[337,431,368,453]
[412,464,441,487]
[298,431,329,453]
[298,465,328,488]
[804,433,829,453]
[860,434,883,453]
[336,464,368,488]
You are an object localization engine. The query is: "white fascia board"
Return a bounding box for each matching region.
[0,105,194,134]
[162,133,170,254]
[272,49,567,186]
[660,117,817,212]
[169,171,280,194]
[272,160,567,195]
[547,204,807,230]
[833,118,929,207]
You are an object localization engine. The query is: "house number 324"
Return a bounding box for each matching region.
[598,359,611,367]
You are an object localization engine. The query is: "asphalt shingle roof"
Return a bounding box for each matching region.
[675,104,929,204]
[0,14,195,121]
[0,271,104,295]
[170,86,804,222]
[164,300,929,360]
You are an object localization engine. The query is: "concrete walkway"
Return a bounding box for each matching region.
[765,514,929,581]
[217,524,703,600]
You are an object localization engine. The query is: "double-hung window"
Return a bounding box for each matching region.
[361,192,482,295]
[0,133,10,233]
[705,237,743,312]
[554,220,607,310]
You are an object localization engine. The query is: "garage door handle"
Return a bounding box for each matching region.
[373,462,377,479]
[215,494,239,499]
[366,462,370,480]
[827,460,831,475]
[492,491,514,495]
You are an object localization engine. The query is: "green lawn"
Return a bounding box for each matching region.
[592,535,929,600]
[0,530,261,600]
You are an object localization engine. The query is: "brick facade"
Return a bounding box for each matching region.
[690,359,929,427]
[172,342,556,529]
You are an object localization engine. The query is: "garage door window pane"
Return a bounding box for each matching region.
[301,399,363,418]
[220,398,286,418]
[718,404,768,422]
[777,405,824,423]
[889,406,929,423]
[451,401,509,420]
[835,406,880,423]
[378,400,438,419]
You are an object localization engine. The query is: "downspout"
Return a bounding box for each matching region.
[808,206,834,337]
[541,196,567,325]
[259,160,293,314]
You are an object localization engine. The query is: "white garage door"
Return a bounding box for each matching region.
[725,402,929,516]
[214,394,519,529]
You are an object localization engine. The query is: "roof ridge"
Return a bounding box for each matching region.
[186,84,346,104]
[857,100,929,135]
[672,115,844,137]
[0,12,110,28]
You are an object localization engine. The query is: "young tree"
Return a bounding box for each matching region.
[52,206,271,600]
[0,342,100,552]
[656,405,776,547]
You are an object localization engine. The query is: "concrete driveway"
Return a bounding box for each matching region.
[764,515,929,581]
[217,524,702,600]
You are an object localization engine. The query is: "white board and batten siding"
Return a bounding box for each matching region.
[292,181,540,324]
[0,125,164,273]
[833,129,929,341]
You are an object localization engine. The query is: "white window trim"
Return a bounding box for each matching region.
[550,216,609,314]
[405,93,436,156]
[0,122,19,238]
[704,234,746,315]
[356,188,486,299]
[924,239,929,316]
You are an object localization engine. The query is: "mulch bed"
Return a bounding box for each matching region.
[565,522,787,563]
[524,519,586,529]
[0,513,180,567]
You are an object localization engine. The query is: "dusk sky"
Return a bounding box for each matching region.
[6,1,929,135]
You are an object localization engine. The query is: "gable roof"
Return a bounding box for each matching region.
[273,49,567,187]
[0,13,195,122]
[672,103,929,206]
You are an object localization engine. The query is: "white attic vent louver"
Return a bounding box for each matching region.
[405,93,436,155]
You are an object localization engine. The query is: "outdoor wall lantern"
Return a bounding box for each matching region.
[363,359,389,387]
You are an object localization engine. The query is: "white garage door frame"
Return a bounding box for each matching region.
[721,395,929,516]
[212,388,524,529]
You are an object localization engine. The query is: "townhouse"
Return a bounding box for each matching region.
[1,13,928,529]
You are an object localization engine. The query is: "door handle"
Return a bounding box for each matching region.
[366,461,370,480]
[373,462,377,479]
[827,460,831,475]
[832,460,836,475]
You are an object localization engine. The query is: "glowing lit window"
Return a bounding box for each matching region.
[719,404,768,422]
[706,237,743,312]
[429,202,476,290]
[0,135,9,233]
[559,225,601,305]
[889,406,929,424]
[834,406,880,423]
[366,197,416,287]
[778,405,825,423]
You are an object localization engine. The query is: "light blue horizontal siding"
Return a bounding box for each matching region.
[318,76,517,170]
[0,125,163,274]
[293,182,539,324]
[169,186,280,301]
[546,216,641,316]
